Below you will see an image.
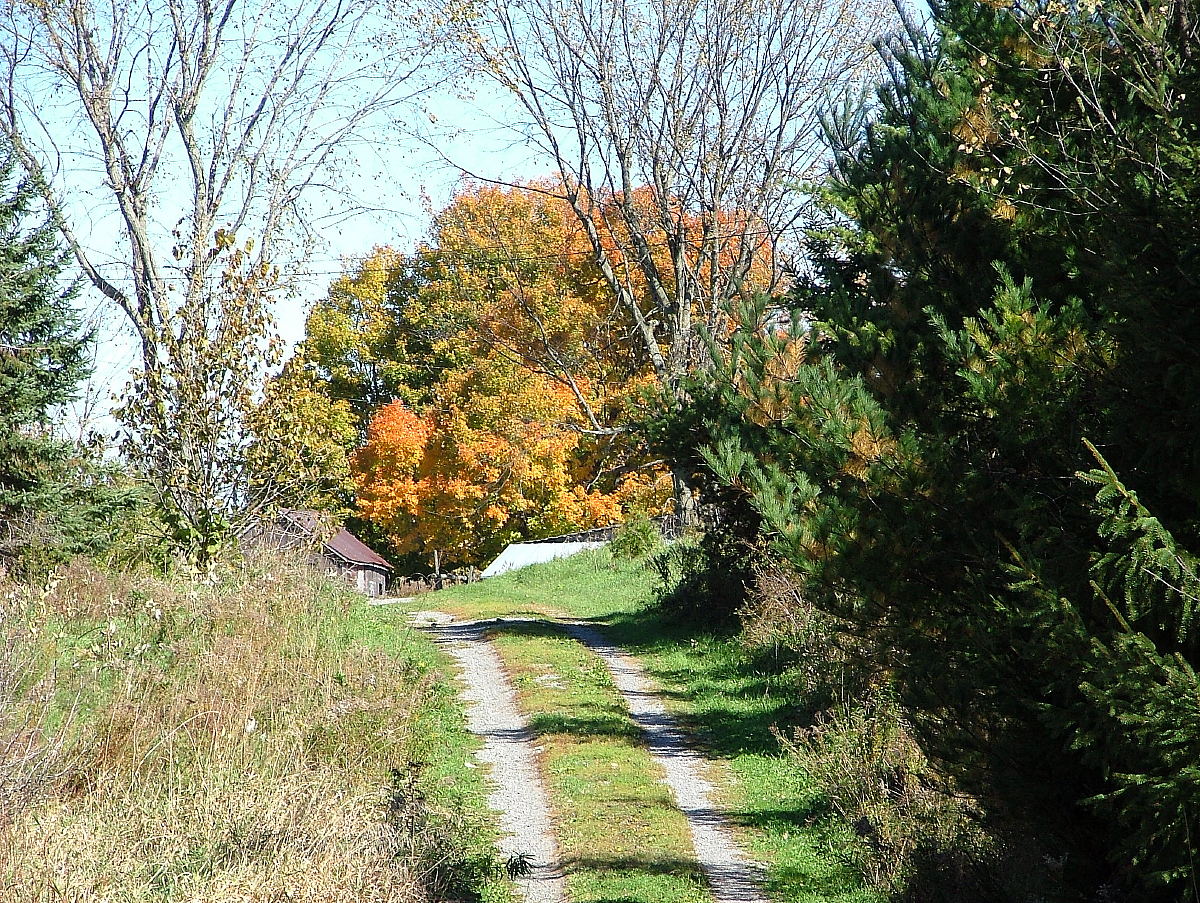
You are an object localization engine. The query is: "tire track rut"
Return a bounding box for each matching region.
[426,618,566,903]
[417,612,766,903]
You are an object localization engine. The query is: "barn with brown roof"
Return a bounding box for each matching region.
[261,509,394,597]
[322,526,393,597]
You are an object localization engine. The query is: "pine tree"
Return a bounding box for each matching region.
[684,0,1200,895]
[1071,444,1200,888]
[0,149,89,562]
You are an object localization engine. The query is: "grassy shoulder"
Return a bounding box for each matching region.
[0,554,511,903]
[599,625,875,903]
[430,548,653,621]
[429,549,876,903]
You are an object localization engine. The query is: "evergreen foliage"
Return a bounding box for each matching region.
[0,149,90,564]
[1073,444,1200,887]
[679,0,1200,894]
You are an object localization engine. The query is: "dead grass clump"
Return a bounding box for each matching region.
[4,769,424,902]
[0,553,496,901]
[778,694,989,893]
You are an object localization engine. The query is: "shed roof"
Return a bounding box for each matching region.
[325,527,394,571]
[273,509,393,571]
[280,508,324,534]
[480,541,606,578]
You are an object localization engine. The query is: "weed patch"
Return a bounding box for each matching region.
[0,554,509,902]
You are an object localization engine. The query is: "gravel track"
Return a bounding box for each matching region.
[418,612,766,903]
[563,622,768,903]
[426,619,566,903]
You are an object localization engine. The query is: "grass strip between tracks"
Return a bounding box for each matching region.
[487,619,711,903]
[429,549,876,903]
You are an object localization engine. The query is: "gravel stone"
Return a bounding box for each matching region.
[427,620,566,903]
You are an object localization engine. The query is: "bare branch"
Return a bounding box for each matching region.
[0,0,444,559]
[438,0,891,398]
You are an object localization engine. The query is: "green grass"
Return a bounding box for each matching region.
[416,549,877,902]
[430,548,654,621]
[487,620,710,903]
[591,624,872,895]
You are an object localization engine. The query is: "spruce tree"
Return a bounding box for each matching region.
[0,150,89,561]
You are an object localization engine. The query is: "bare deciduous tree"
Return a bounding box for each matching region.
[0,0,440,558]
[440,0,892,513]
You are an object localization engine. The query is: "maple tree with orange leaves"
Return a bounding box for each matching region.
[353,363,664,566]
[308,180,771,565]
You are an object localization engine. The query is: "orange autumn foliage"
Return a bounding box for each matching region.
[352,364,667,566]
[427,181,775,390]
[426,182,646,424]
[591,185,777,314]
[343,180,773,564]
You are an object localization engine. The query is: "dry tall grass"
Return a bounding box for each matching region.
[0,553,485,902]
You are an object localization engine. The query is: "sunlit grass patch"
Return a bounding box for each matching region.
[588,620,877,903]
[0,554,510,903]
[487,622,711,903]
[428,548,652,622]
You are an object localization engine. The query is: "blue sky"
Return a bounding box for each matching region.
[62,75,539,436]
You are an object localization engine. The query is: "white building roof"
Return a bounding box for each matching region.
[480,541,607,578]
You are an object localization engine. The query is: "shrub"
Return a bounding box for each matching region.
[609,514,662,560]
[743,559,1069,901]
[738,558,878,713]
[649,526,758,626]
[778,694,1067,902]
